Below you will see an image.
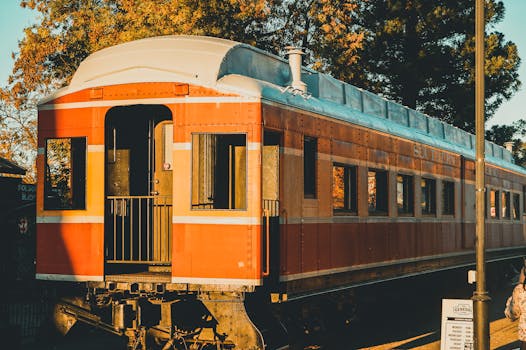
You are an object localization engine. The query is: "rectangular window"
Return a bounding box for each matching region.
[368,169,388,215]
[502,191,511,219]
[490,189,499,218]
[191,133,246,210]
[304,136,317,198]
[421,178,436,215]
[513,193,521,221]
[523,185,526,214]
[396,174,414,215]
[442,180,455,216]
[333,164,357,214]
[44,137,86,210]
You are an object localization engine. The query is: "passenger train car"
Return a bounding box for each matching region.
[36,35,526,349]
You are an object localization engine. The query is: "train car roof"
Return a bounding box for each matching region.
[40,35,525,174]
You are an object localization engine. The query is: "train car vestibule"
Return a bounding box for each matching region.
[104,105,173,274]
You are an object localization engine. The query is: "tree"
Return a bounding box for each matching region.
[486,119,526,167]
[342,0,520,133]
[255,0,364,72]
[1,0,364,181]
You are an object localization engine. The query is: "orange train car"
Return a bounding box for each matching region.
[36,35,526,349]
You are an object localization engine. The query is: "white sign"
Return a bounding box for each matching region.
[440,299,473,350]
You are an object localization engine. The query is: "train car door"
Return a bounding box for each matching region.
[263,131,281,285]
[105,105,172,273]
[152,121,173,263]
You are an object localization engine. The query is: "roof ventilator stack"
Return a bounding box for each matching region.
[283,46,309,97]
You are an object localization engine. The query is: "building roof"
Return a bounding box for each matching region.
[0,157,25,176]
[39,35,524,174]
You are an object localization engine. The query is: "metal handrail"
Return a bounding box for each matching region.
[262,199,279,217]
[106,195,172,264]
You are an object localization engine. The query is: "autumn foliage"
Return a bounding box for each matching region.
[0,0,521,181]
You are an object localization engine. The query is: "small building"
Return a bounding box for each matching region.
[0,157,35,281]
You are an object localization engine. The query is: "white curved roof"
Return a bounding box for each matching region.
[69,35,240,90]
[42,35,291,100]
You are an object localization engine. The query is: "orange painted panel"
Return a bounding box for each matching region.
[43,83,234,105]
[38,108,105,146]
[177,102,261,134]
[36,223,104,277]
[172,224,261,280]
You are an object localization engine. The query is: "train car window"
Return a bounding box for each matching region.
[333,164,357,214]
[44,137,86,210]
[396,174,414,215]
[484,189,487,218]
[502,191,511,219]
[513,193,521,220]
[523,185,526,214]
[191,133,246,210]
[368,169,388,215]
[490,189,499,219]
[442,180,455,216]
[304,136,317,198]
[421,178,436,215]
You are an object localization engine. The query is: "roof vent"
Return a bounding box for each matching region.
[285,46,307,93]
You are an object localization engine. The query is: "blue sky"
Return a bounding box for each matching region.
[0,1,524,127]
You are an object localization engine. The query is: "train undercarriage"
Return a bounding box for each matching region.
[51,278,359,350]
[54,286,266,350]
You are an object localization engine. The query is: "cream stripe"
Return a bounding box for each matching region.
[39,96,260,111]
[174,142,260,151]
[282,216,464,225]
[282,146,302,157]
[88,144,105,152]
[36,273,104,282]
[171,277,261,286]
[247,142,260,151]
[173,216,260,225]
[37,216,104,224]
[173,142,191,150]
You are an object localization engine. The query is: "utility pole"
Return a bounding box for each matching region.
[473,0,490,349]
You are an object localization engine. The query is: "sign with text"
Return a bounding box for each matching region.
[440,299,473,350]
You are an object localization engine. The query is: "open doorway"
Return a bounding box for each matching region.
[104,105,173,275]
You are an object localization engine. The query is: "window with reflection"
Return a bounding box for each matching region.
[44,137,86,210]
[333,164,357,214]
[421,178,436,215]
[368,169,388,215]
[442,180,455,215]
[513,193,521,221]
[490,189,499,219]
[502,191,511,219]
[191,133,246,210]
[304,136,317,198]
[397,174,414,215]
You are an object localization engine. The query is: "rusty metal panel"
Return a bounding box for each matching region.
[367,148,389,165]
[317,223,332,270]
[281,223,301,275]
[396,154,414,169]
[301,223,318,273]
